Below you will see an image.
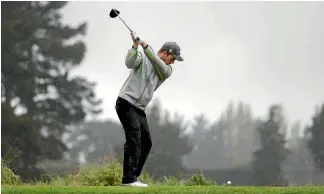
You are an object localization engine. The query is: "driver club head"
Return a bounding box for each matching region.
[109,8,133,32]
[109,9,120,18]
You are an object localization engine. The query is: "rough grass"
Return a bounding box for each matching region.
[33,157,214,187]
[2,185,324,194]
[43,160,212,187]
[1,160,21,185]
[50,159,123,186]
[1,157,214,187]
[2,158,323,194]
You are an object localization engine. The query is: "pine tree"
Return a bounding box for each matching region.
[1,1,101,180]
[144,99,193,177]
[307,104,324,171]
[252,105,289,186]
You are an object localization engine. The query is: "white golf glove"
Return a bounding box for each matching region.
[135,36,143,44]
[131,31,143,44]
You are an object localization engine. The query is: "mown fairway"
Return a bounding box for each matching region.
[2,186,324,194]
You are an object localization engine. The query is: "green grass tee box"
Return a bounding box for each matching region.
[2,186,324,194]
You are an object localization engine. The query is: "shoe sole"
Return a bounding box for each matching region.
[121,184,148,187]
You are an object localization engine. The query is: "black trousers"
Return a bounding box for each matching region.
[115,97,152,184]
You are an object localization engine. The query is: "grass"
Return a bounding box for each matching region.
[2,158,324,194]
[2,185,324,194]
[1,160,21,185]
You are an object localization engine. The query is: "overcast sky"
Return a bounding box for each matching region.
[61,1,324,129]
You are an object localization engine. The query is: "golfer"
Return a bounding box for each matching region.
[115,32,184,187]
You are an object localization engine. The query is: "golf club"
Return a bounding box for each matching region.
[109,9,133,32]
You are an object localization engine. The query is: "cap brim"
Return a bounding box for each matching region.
[175,55,184,61]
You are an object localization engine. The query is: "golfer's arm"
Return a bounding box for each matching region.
[141,43,172,80]
[125,47,143,69]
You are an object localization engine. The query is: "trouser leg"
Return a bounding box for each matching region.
[134,114,152,177]
[115,97,141,184]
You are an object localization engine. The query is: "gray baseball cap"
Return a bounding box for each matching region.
[161,41,184,62]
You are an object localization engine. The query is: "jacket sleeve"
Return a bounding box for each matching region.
[125,47,143,69]
[143,45,172,81]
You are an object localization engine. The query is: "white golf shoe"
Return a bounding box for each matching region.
[121,181,148,187]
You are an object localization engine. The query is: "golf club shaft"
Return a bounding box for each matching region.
[113,9,132,32]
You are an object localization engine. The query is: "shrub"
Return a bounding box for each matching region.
[49,174,82,186]
[138,170,154,185]
[1,160,21,185]
[75,160,122,186]
[50,157,122,186]
[162,176,183,186]
[185,173,214,186]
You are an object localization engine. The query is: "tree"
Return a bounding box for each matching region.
[1,1,101,180]
[182,113,214,169]
[283,121,315,185]
[230,101,257,166]
[215,101,258,167]
[191,113,210,144]
[184,101,258,170]
[252,105,289,186]
[306,103,324,171]
[66,121,124,163]
[144,99,194,177]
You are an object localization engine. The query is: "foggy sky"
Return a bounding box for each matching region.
[61,1,324,129]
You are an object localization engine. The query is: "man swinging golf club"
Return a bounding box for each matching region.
[115,30,184,187]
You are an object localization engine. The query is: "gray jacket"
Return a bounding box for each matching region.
[118,45,172,110]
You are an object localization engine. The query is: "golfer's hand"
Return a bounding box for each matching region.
[130,31,139,48]
[131,31,143,44]
[130,31,141,46]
